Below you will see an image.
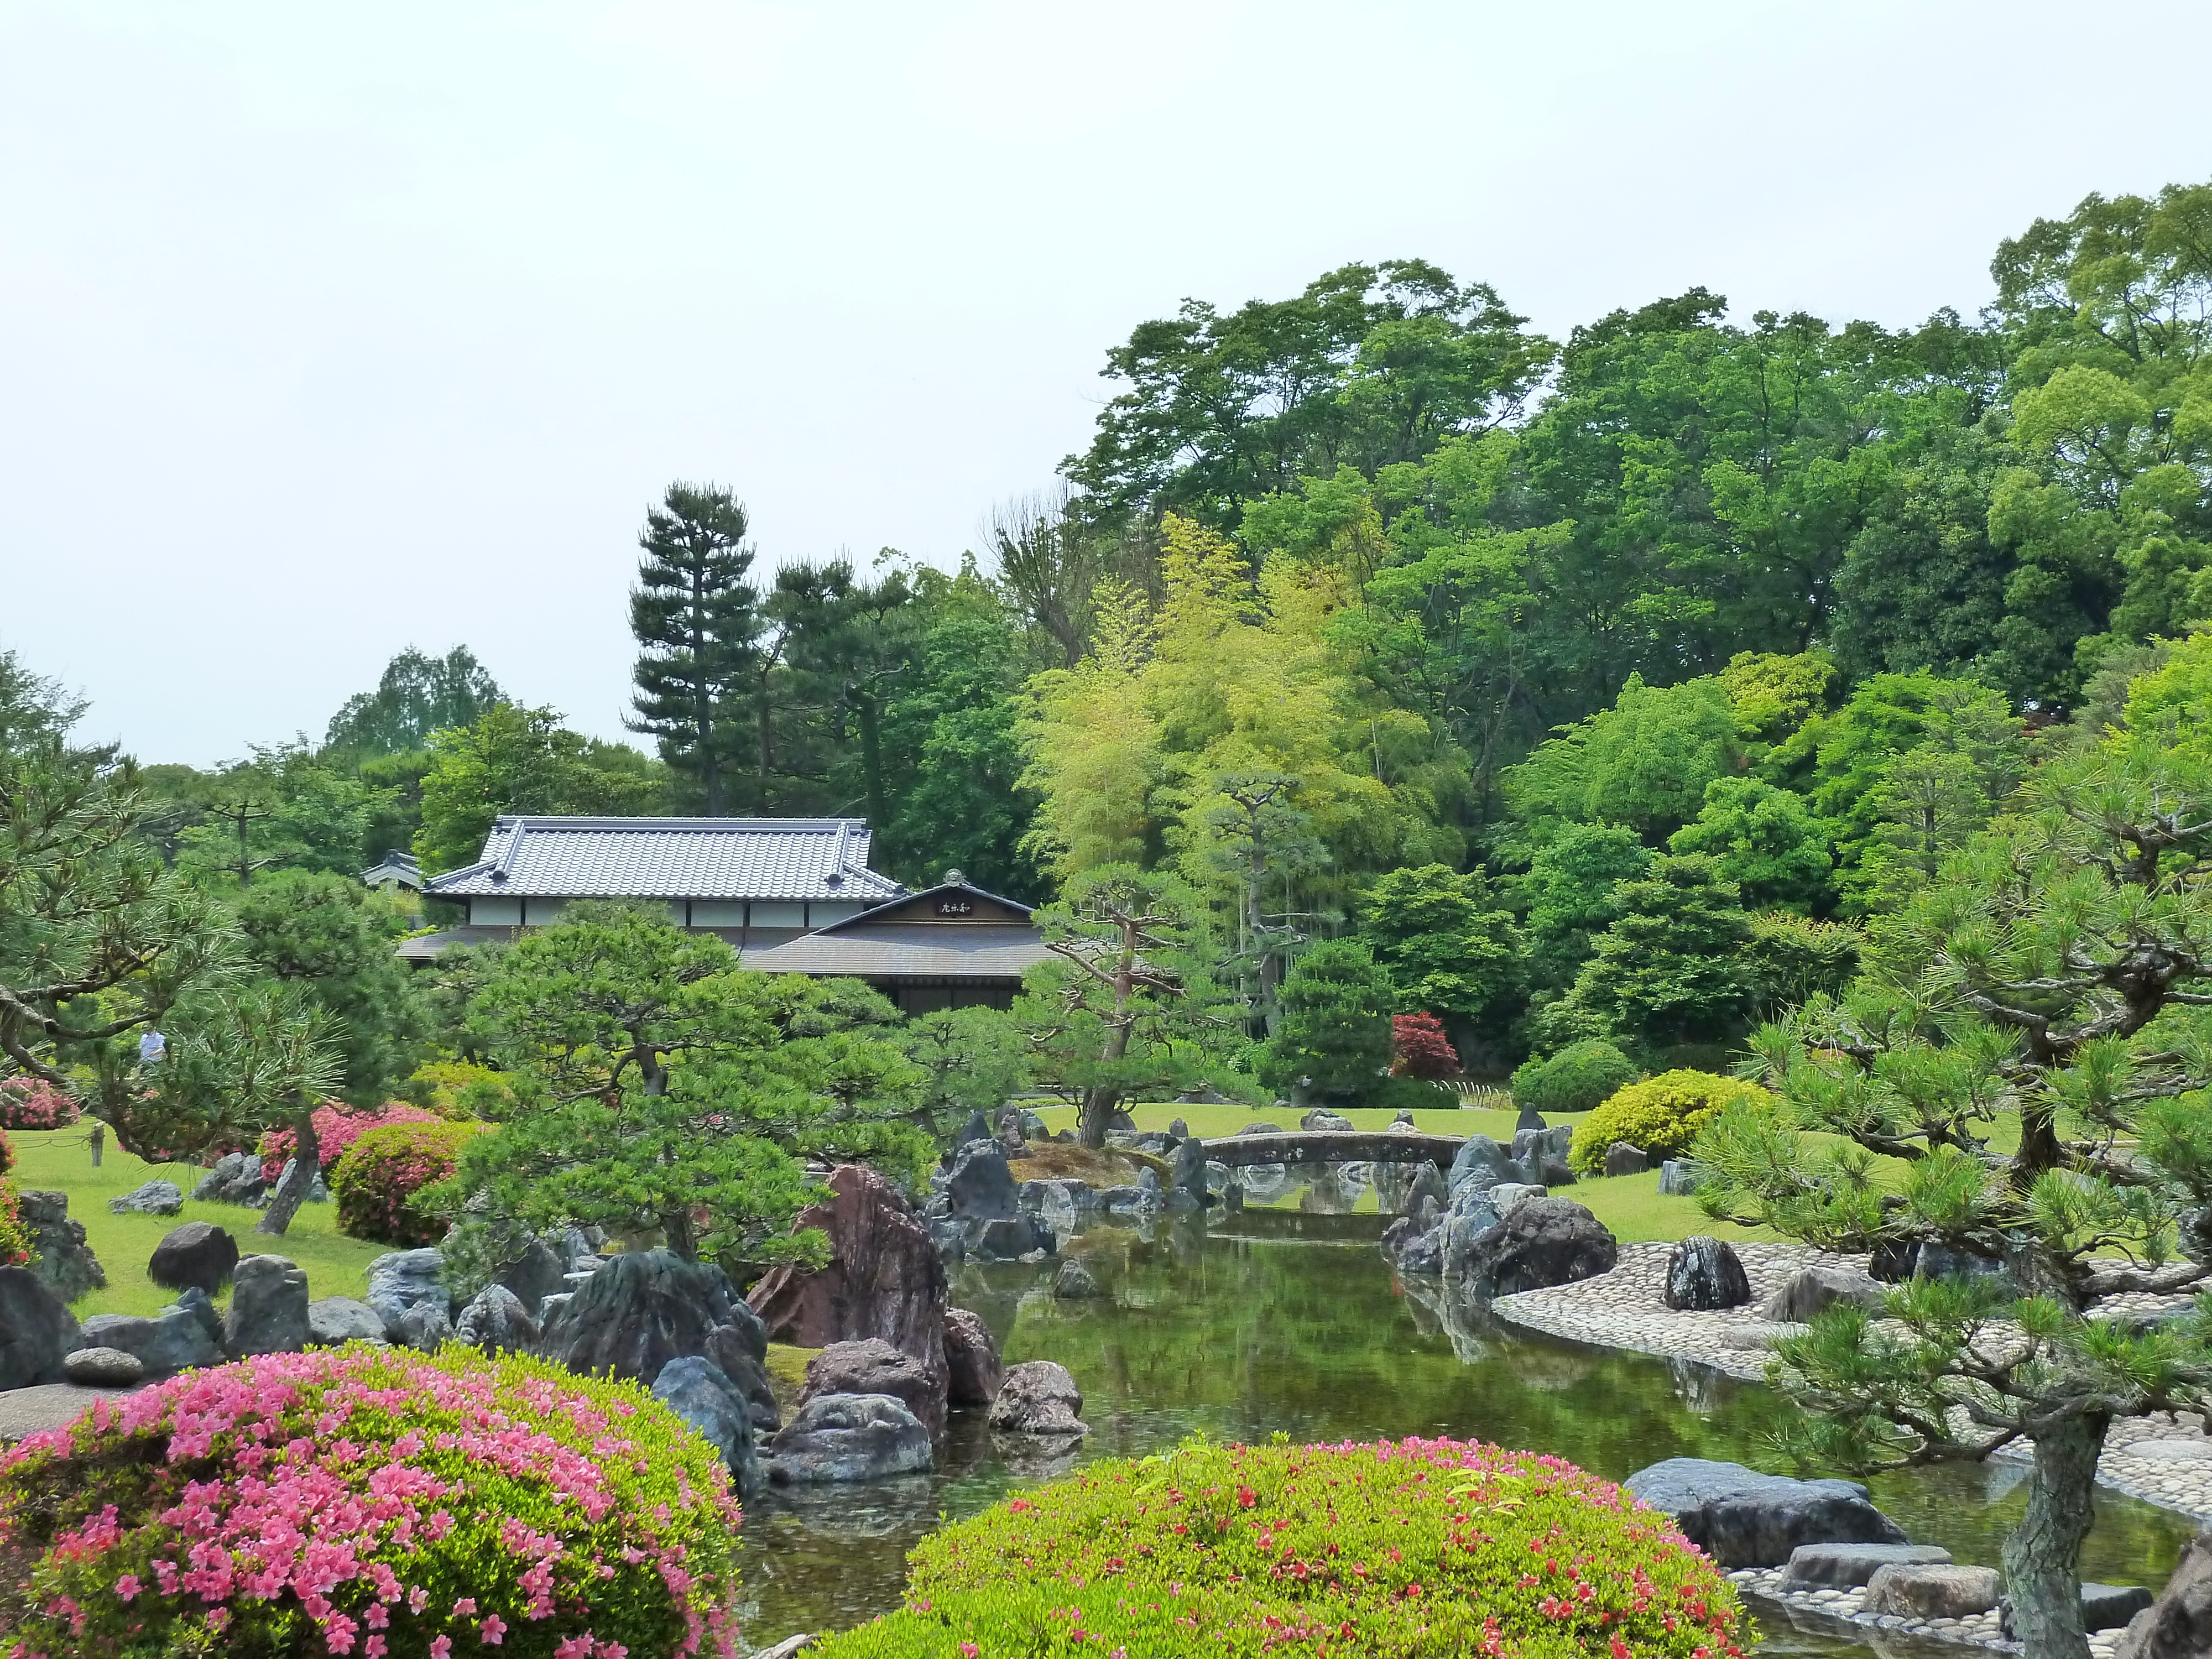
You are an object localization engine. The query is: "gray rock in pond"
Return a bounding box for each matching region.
[1448,1135,1522,1193]
[1664,1236,1752,1311]
[1394,1221,1446,1276]
[1489,1183,1548,1217]
[366,1249,452,1349]
[535,1248,757,1384]
[987,1360,1088,1436]
[1452,1197,1617,1297]
[942,1307,1002,1407]
[702,1319,780,1431]
[224,1254,310,1357]
[801,1337,946,1435]
[1761,1264,1887,1323]
[1514,1102,1546,1133]
[1168,1134,1210,1200]
[455,1282,540,1354]
[752,1637,817,1659]
[1301,1109,1356,1133]
[149,1221,240,1296]
[1781,1542,1953,1590]
[1400,1160,1447,1217]
[1865,1562,2001,1619]
[19,1189,106,1301]
[1099,1185,1152,1215]
[1623,1458,1907,1568]
[653,1355,761,1499]
[308,1296,387,1346]
[108,1179,183,1216]
[1604,1141,1651,1177]
[944,1142,1019,1220]
[2004,1584,2157,1640]
[192,1150,267,1206]
[1052,1258,1103,1300]
[973,1214,1055,1260]
[769,1392,933,1483]
[0,1267,83,1388]
[1658,1159,1701,1196]
[2114,1531,2212,1657]
[64,1345,145,1386]
[79,1303,220,1377]
[1437,1181,1504,1282]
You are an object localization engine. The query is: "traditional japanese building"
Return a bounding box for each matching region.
[403,815,1046,1013]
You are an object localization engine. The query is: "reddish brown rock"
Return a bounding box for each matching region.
[799,1337,945,1434]
[749,1165,948,1379]
[942,1307,1002,1406]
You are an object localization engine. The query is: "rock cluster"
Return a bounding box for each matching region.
[753,1165,951,1373]
[18,1189,105,1301]
[192,1150,267,1207]
[800,1338,945,1434]
[1623,1458,1907,1568]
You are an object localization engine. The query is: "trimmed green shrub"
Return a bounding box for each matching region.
[811,1436,1746,1659]
[1511,1039,1640,1117]
[1569,1068,1768,1174]
[331,1119,487,1245]
[0,1344,742,1658]
[258,1099,442,1181]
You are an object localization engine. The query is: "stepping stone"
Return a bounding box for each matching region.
[1781,1542,1953,1590]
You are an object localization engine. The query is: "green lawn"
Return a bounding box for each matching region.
[1031,1099,1768,1244]
[7,1128,390,1318]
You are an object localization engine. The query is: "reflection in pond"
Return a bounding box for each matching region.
[736,1199,2191,1655]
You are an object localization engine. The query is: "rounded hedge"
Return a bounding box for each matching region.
[1569,1069,1768,1175]
[1511,1040,1640,1117]
[0,1344,742,1659]
[259,1100,443,1182]
[331,1120,487,1245]
[811,1436,1746,1659]
[0,1077,76,1130]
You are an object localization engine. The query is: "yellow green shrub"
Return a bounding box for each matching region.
[1570,1069,1769,1173]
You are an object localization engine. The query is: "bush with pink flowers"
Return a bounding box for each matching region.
[258,1101,442,1182]
[0,1345,743,1659]
[330,1120,488,1245]
[0,1128,26,1266]
[0,1076,77,1131]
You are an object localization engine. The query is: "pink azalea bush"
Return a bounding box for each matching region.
[0,1077,77,1131]
[259,1102,442,1183]
[815,1436,1747,1658]
[330,1121,487,1246]
[0,1345,743,1659]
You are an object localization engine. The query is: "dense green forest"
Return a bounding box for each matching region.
[110,176,2211,1083]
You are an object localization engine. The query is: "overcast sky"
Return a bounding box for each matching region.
[5,1,2209,766]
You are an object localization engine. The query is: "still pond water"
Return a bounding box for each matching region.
[736,1208,2193,1654]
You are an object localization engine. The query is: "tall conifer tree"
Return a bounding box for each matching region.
[628,483,760,814]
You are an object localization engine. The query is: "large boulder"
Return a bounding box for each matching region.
[366,1249,452,1349]
[1623,1458,1908,1569]
[63,1345,145,1386]
[750,1165,949,1380]
[801,1337,945,1434]
[2115,1533,2212,1658]
[1436,1181,1503,1284]
[702,1319,780,1431]
[79,1303,220,1378]
[1864,1563,2001,1619]
[1168,1135,1211,1202]
[1761,1264,1887,1323]
[455,1282,540,1354]
[536,1249,753,1383]
[1664,1236,1752,1311]
[1780,1542,1953,1590]
[108,1179,182,1216]
[0,1265,82,1388]
[943,1144,1019,1220]
[307,1296,387,1347]
[18,1190,106,1301]
[1447,1135,1522,1193]
[653,1356,761,1500]
[942,1308,1001,1406]
[1603,1142,1651,1178]
[149,1221,240,1296]
[493,1237,567,1314]
[191,1150,266,1207]
[223,1254,310,1357]
[769,1393,933,1484]
[1452,1197,1617,1297]
[987,1360,1088,1437]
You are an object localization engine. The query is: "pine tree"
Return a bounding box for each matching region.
[628,483,760,815]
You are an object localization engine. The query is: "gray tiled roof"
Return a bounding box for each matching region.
[424,817,906,902]
[742,925,1052,980]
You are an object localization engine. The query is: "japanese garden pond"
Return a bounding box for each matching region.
[734,1206,2195,1655]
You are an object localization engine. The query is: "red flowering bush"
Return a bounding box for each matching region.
[0,1077,76,1130]
[331,1121,487,1246]
[1390,1013,1462,1080]
[259,1102,441,1182]
[0,1345,742,1659]
[813,1437,1746,1659]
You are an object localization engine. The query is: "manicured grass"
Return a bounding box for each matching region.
[7,1128,391,1318]
[1031,1098,1546,1144]
[764,1343,820,1417]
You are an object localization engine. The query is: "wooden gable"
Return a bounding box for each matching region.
[832,882,1032,928]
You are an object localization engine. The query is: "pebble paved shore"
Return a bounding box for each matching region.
[1727,1565,2126,1657]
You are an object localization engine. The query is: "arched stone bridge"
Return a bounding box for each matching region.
[1197,1131,1463,1170]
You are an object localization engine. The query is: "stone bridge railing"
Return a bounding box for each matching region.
[1197,1131,1462,1171]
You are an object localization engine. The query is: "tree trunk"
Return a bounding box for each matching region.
[255,1108,320,1236]
[858,697,886,833]
[2002,1411,2106,1659]
[1076,1079,1122,1151]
